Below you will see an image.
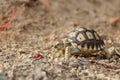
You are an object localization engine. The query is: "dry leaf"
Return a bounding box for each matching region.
[32,53,43,59]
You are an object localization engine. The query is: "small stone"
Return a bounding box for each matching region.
[49,33,57,41]
[33,68,48,80]
[0,52,4,56]
[4,63,10,69]
[96,74,105,79]
[70,68,77,73]
[81,69,89,76]
[0,64,5,73]
[69,62,80,68]
[0,73,7,80]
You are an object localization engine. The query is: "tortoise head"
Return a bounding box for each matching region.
[55,38,71,50]
[54,41,65,50]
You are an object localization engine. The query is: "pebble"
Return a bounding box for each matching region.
[32,68,48,80]
[0,64,5,73]
[96,74,105,79]
[0,73,7,80]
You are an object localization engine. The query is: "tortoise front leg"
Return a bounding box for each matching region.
[65,47,72,60]
[65,46,81,60]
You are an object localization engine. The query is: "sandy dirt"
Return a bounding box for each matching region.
[0,0,120,80]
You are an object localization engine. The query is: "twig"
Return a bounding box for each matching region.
[89,59,120,70]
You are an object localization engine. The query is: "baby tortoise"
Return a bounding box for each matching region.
[55,27,113,59]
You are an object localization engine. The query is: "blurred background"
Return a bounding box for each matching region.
[0,0,120,80]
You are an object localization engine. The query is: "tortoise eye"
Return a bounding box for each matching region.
[77,33,85,42]
[86,31,93,39]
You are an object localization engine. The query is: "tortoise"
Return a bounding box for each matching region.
[54,27,112,59]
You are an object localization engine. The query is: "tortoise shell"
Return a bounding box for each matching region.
[67,28,105,51]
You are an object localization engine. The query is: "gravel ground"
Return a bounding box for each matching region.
[0,0,120,80]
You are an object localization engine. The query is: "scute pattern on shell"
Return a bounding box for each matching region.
[67,28,105,50]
